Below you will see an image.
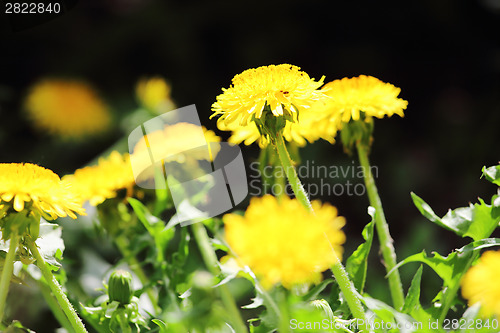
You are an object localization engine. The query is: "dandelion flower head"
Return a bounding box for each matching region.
[211,64,326,128]
[136,76,175,112]
[0,163,85,220]
[315,75,407,127]
[63,151,135,206]
[224,195,345,289]
[25,79,111,140]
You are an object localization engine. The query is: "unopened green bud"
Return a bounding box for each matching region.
[108,270,133,306]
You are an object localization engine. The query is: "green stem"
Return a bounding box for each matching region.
[330,257,367,323]
[274,134,366,323]
[27,239,88,333]
[356,143,405,310]
[274,134,312,212]
[0,229,19,324]
[191,222,248,333]
[114,236,159,314]
[39,280,74,332]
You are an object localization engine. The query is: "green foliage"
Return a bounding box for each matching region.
[411,193,500,241]
[346,207,375,293]
[482,165,500,186]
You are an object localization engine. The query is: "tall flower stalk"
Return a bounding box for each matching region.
[212,64,367,322]
[316,75,408,310]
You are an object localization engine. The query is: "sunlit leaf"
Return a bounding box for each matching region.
[411,193,500,241]
[346,206,375,292]
[482,165,500,186]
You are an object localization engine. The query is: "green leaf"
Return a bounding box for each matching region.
[128,198,174,263]
[392,238,500,287]
[302,278,335,302]
[402,266,437,329]
[346,206,375,293]
[403,266,423,314]
[361,295,420,332]
[411,193,500,241]
[482,165,500,186]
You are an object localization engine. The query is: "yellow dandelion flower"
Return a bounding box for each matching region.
[211,64,326,127]
[25,79,111,139]
[132,122,221,163]
[461,251,500,318]
[63,151,135,206]
[136,76,175,112]
[316,75,408,126]
[0,163,85,220]
[224,195,345,289]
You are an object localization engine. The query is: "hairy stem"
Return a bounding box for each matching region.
[27,239,88,333]
[356,143,405,310]
[274,134,366,323]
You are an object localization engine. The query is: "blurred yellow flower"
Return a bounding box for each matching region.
[224,195,345,289]
[0,163,85,220]
[136,77,175,112]
[63,151,135,206]
[25,79,112,139]
[211,64,326,127]
[461,251,500,318]
[132,122,221,163]
[315,75,407,127]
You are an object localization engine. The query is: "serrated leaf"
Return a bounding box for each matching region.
[392,238,500,287]
[346,206,375,293]
[482,165,500,186]
[411,193,500,241]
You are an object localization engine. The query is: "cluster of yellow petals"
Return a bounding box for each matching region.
[132,122,221,162]
[25,79,111,139]
[224,195,345,289]
[315,75,408,128]
[211,64,326,127]
[0,163,85,220]
[461,251,500,318]
[63,152,135,206]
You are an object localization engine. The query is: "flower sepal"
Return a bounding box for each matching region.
[340,117,374,154]
[0,211,36,241]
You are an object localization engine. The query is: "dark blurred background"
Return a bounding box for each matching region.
[1,0,500,315]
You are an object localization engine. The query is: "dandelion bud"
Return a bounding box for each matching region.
[108,270,133,305]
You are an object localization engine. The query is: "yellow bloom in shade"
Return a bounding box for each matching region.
[25,79,111,139]
[0,163,85,220]
[461,251,500,318]
[63,151,136,206]
[211,64,326,127]
[224,195,345,289]
[136,76,175,112]
[316,75,408,126]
